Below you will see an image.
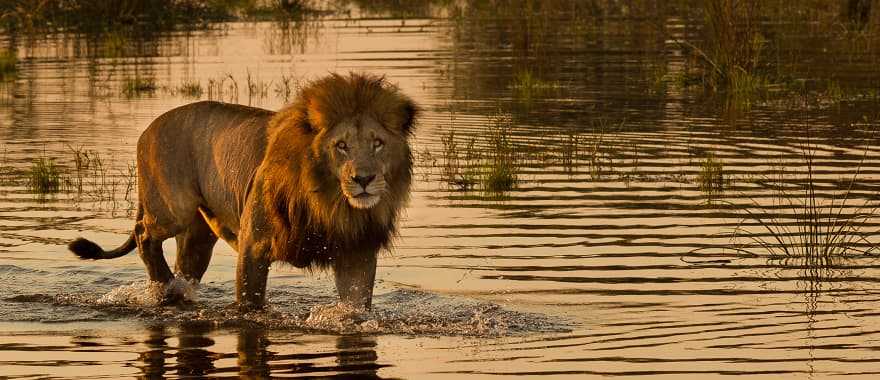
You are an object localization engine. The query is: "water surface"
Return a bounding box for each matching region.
[2,3,880,378]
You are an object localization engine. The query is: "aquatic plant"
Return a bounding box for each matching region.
[700,0,764,92]
[246,70,270,102]
[439,129,479,191]
[824,80,845,106]
[177,79,203,98]
[207,74,239,103]
[586,120,617,180]
[274,74,298,103]
[559,132,579,174]
[122,76,157,97]
[481,113,518,194]
[731,145,877,266]
[0,50,17,81]
[698,153,725,198]
[102,31,128,58]
[0,0,287,33]
[27,156,62,194]
[511,69,559,100]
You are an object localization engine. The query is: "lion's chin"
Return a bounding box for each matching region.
[346,194,381,209]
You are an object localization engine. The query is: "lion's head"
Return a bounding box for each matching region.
[263,73,418,267]
[317,114,402,209]
[302,73,416,210]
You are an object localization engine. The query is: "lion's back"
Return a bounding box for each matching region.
[137,101,275,228]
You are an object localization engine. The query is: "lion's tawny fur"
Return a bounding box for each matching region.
[262,73,416,267]
[68,72,418,309]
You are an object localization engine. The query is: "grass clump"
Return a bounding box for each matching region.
[122,76,157,97]
[700,0,764,93]
[511,69,559,100]
[439,129,479,191]
[0,50,17,81]
[178,79,203,98]
[698,153,725,199]
[732,145,878,267]
[171,79,203,98]
[27,157,63,194]
[559,132,580,174]
[481,114,518,194]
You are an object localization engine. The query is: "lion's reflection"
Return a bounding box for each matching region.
[136,324,386,378]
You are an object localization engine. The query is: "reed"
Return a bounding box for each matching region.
[511,69,559,99]
[698,153,725,199]
[731,144,878,266]
[122,76,157,97]
[439,129,479,191]
[481,113,518,194]
[27,156,62,194]
[0,50,17,81]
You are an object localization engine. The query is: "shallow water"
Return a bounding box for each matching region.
[3,3,880,378]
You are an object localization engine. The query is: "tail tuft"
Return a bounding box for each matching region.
[69,238,105,260]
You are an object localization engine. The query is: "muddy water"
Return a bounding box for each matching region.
[2,5,880,379]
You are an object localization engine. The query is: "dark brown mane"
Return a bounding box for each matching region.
[259,73,417,268]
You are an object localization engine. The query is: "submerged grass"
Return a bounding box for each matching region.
[27,156,63,194]
[122,76,157,97]
[439,129,479,191]
[175,79,203,98]
[436,110,520,194]
[0,50,17,81]
[510,69,559,100]
[698,153,725,200]
[482,114,518,194]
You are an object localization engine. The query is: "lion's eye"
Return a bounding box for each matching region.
[373,138,384,151]
[336,141,348,151]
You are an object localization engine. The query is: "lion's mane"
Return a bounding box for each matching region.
[259,73,417,268]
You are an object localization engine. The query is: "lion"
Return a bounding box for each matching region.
[68,73,418,311]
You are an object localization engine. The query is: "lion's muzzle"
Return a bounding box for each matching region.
[342,173,386,209]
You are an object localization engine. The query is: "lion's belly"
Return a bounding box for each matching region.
[198,206,238,249]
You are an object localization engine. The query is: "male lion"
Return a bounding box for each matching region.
[68,73,417,311]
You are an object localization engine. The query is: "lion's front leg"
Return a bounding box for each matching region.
[236,249,271,312]
[333,249,377,310]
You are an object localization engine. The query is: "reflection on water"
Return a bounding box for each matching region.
[130,324,385,378]
[3,1,880,378]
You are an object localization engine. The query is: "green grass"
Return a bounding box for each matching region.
[0,50,17,81]
[698,153,725,199]
[511,69,559,99]
[122,76,157,97]
[481,114,518,194]
[27,157,63,194]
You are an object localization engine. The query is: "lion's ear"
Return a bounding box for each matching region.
[306,98,326,132]
[400,100,418,135]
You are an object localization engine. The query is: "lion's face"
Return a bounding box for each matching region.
[322,117,405,209]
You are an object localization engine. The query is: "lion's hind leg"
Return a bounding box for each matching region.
[135,210,190,304]
[135,221,174,284]
[174,212,218,283]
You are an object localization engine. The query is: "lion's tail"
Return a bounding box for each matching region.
[68,205,141,260]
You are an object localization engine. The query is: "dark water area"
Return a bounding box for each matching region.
[2,1,880,378]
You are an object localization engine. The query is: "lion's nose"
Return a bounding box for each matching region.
[353,175,376,189]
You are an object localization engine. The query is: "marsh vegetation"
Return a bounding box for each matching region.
[3,1,880,377]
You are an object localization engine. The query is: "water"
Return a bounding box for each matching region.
[2,3,880,378]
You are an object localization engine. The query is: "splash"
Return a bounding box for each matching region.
[6,282,570,336]
[97,278,198,306]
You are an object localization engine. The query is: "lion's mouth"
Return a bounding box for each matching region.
[347,192,380,209]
